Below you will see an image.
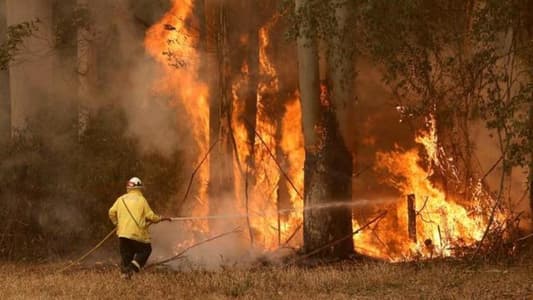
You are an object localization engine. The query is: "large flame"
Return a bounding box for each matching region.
[230,17,304,250]
[353,119,492,260]
[145,0,209,231]
[146,0,496,262]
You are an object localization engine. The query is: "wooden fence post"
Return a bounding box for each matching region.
[407,194,417,243]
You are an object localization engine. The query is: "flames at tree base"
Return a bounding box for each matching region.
[144,0,507,264]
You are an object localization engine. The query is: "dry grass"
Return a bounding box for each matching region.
[1,258,532,299]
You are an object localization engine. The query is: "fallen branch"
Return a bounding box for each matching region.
[57,228,117,273]
[283,223,302,246]
[243,119,303,201]
[57,142,222,274]
[514,233,533,243]
[227,121,254,247]
[288,211,388,265]
[479,154,504,184]
[244,165,254,246]
[353,165,372,178]
[146,227,242,269]
[471,132,508,260]
[370,230,395,261]
[181,139,220,206]
[416,196,429,215]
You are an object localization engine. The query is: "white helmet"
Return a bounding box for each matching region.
[127,177,143,190]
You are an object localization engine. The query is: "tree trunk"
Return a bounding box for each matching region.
[529,104,533,225]
[0,0,10,143]
[525,0,533,227]
[296,0,320,151]
[297,0,353,258]
[242,0,260,244]
[243,0,259,164]
[52,0,79,141]
[295,0,325,255]
[326,0,355,255]
[207,1,236,219]
[196,0,207,84]
[77,0,91,138]
[322,85,354,257]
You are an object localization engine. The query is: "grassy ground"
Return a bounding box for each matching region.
[1,258,532,299]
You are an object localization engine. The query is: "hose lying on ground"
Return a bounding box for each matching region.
[57,228,117,274]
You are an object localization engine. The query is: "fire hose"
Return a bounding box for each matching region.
[56,212,268,274]
[57,228,117,273]
[57,202,364,273]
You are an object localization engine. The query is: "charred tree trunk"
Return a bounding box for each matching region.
[326,0,356,255]
[0,0,10,144]
[223,0,260,244]
[322,86,354,257]
[195,0,207,87]
[207,1,236,218]
[296,0,325,255]
[297,0,353,259]
[244,0,259,243]
[243,0,259,157]
[236,0,260,243]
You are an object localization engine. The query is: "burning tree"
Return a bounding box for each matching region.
[1,0,532,263]
[294,0,356,258]
[138,0,533,263]
[360,0,533,257]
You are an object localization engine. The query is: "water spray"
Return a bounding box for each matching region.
[57,199,395,273]
[169,198,396,222]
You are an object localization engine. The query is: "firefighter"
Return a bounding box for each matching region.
[108,177,171,279]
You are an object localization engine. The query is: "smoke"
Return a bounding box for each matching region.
[1,0,186,247]
[149,194,259,270]
[99,0,186,157]
[351,58,531,231]
[3,0,530,261]
[352,59,417,204]
[150,223,252,270]
[471,122,531,225]
[148,199,399,269]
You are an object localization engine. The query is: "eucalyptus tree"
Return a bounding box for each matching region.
[292,0,356,258]
[361,0,533,228]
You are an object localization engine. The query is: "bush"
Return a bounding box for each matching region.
[0,104,183,260]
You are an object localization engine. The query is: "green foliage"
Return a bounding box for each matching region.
[360,0,533,171]
[283,0,532,208]
[0,20,39,70]
[361,1,478,110]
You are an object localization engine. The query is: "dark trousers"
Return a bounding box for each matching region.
[119,237,152,273]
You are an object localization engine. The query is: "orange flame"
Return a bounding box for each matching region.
[145,0,209,231]
[354,119,493,260]
[226,16,305,250]
[146,1,496,262]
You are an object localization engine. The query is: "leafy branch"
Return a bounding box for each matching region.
[0,19,40,70]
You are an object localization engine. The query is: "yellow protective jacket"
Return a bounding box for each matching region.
[108,189,161,243]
